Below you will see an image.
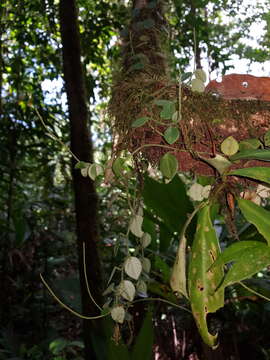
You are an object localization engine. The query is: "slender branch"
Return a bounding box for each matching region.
[238,281,270,302]
[40,274,108,320]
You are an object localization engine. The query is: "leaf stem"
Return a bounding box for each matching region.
[238,281,270,302]
[40,274,109,320]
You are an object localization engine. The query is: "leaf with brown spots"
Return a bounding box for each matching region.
[188,204,224,349]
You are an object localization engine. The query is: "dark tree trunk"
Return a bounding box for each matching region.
[59,1,104,359]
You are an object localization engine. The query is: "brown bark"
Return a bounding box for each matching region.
[59,1,104,359]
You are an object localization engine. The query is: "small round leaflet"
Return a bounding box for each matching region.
[111,306,125,324]
[160,153,178,179]
[124,256,142,280]
[221,136,239,156]
[119,280,136,301]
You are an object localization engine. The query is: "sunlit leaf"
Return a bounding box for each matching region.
[191,78,205,93]
[88,164,103,180]
[199,154,232,174]
[194,69,207,83]
[220,244,270,289]
[228,167,270,185]
[230,149,270,161]
[221,136,239,156]
[188,204,224,349]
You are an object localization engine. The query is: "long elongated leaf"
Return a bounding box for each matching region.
[238,198,270,245]
[170,234,188,297]
[230,149,270,161]
[228,167,270,185]
[209,241,264,271]
[220,244,270,289]
[188,204,224,349]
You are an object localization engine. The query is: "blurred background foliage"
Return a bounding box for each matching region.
[1,0,270,359]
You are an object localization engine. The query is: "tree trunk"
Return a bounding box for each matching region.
[59,1,104,359]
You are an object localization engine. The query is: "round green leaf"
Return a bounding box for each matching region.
[159,153,178,179]
[164,126,180,144]
[88,164,103,181]
[140,233,151,248]
[112,157,125,177]
[124,256,142,280]
[194,69,207,83]
[191,78,205,93]
[129,214,144,238]
[136,280,147,296]
[141,257,151,273]
[131,116,150,128]
[221,136,239,156]
[119,280,136,301]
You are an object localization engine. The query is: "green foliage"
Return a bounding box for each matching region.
[188,204,224,348]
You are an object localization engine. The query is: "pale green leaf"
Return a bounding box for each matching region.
[191,78,205,93]
[130,215,144,238]
[124,256,142,280]
[111,306,125,324]
[172,111,179,123]
[119,280,136,301]
[136,280,147,296]
[141,257,151,273]
[220,136,239,156]
[194,69,207,83]
[199,154,232,174]
[88,164,103,180]
[170,234,188,298]
[140,233,151,248]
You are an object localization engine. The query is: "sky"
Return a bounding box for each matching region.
[42,0,269,102]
